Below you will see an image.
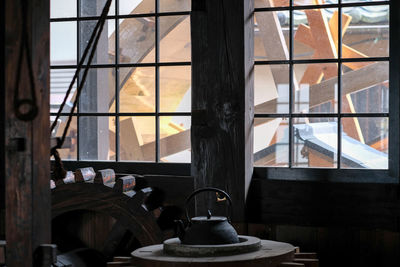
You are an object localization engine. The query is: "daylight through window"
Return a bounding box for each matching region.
[254,0,389,169]
[50,0,191,163]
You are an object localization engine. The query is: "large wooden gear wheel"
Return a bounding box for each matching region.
[50,168,167,263]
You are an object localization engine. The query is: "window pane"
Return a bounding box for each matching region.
[293,63,338,113]
[119,67,155,113]
[80,68,115,113]
[80,0,115,17]
[254,11,290,61]
[119,17,155,64]
[255,65,289,114]
[294,9,338,60]
[50,69,77,113]
[255,0,289,8]
[293,117,338,168]
[160,66,191,112]
[119,0,155,15]
[79,117,115,160]
[80,20,115,65]
[255,0,340,8]
[254,118,289,167]
[159,0,191,12]
[294,0,337,5]
[342,6,389,58]
[51,116,77,160]
[160,116,191,163]
[51,0,77,18]
[342,0,384,3]
[119,116,155,161]
[341,61,388,113]
[159,15,191,62]
[341,117,388,169]
[51,22,77,65]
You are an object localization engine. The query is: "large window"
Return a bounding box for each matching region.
[253,0,395,181]
[50,0,191,163]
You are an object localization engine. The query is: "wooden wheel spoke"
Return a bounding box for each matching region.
[101,220,129,259]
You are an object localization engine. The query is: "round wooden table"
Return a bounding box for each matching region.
[131,240,295,267]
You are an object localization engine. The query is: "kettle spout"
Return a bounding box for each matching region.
[174,220,186,242]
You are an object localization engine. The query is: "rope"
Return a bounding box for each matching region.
[51,0,113,180]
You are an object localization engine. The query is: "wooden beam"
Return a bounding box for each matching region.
[256,62,388,112]
[255,0,299,91]
[255,0,289,61]
[271,0,289,6]
[342,94,365,142]
[5,0,51,266]
[191,0,254,221]
[297,13,370,70]
[306,9,337,59]
[309,62,388,108]
[328,10,351,47]
[298,9,338,85]
[119,118,145,161]
[141,130,190,161]
[116,118,190,161]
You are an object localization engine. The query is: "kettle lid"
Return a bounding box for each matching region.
[191,216,227,222]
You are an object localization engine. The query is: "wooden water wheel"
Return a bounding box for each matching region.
[50,168,179,266]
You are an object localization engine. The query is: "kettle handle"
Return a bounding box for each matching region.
[184,187,233,223]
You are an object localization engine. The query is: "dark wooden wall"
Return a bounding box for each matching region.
[246,178,400,231]
[4,0,51,266]
[245,178,400,267]
[233,223,400,267]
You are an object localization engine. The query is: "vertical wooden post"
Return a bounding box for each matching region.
[191,0,254,221]
[0,0,5,241]
[4,0,50,266]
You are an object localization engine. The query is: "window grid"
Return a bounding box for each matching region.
[254,0,390,170]
[50,0,191,163]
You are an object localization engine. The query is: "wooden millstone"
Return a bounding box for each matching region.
[163,236,261,257]
[132,239,295,267]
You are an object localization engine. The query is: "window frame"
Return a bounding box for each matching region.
[49,0,400,182]
[50,0,192,168]
[253,0,399,184]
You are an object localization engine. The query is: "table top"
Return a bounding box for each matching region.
[132,239,295,267]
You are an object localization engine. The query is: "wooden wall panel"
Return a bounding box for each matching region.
[246,178,400,231]
[4,0,50,266]
[191,0,254,221]
[242,224,400,267]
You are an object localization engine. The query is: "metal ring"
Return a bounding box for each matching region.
[15,99,38,121]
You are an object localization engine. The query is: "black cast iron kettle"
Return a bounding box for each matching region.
[175,187,240,245]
